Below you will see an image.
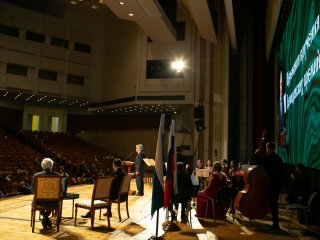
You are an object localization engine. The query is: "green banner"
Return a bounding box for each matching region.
[278,0,320,169]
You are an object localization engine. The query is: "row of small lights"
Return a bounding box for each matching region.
[69,0,105,10]
[70,0,112,10]
[69,0,134,16]
[119,1,135,17]
[96,105,177,113]
[2,91,89,107]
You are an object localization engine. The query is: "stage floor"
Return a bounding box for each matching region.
[0,181,319,240]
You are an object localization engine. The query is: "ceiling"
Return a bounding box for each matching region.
[0,0,237,114]
[1,0,237,45]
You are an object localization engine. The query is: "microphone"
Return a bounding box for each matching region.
[124,151,134,161]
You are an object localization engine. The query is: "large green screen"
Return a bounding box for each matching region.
[278,0,320,169]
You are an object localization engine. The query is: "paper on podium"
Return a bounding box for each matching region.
[195,169,210,177]
[191,175,199,185]
[143,158,155,167]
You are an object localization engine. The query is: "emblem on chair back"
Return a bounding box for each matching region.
[35,176,62,200]
[94,176,115,200]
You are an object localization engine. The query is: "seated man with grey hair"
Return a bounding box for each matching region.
[30,158,60,229]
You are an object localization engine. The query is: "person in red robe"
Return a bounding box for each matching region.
[196,161,228,219]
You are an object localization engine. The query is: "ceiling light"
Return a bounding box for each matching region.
[119,1,124,5]
[128,13,134,16]
[70,1,78,5]
[171,59,186,73]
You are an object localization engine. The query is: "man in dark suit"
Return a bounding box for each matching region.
[134,144,146,196]
[172,162,193,221]
[110,158,126,200]
[103,158,126,217]
[30,158,61,229]
[82,158,126,218]
[262,142,285,230]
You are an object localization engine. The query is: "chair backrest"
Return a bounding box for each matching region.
[34,175,62,202]
[119,173,134,196]
[307,191,318,207]
[216,187,236,202]
[92,176,115,201]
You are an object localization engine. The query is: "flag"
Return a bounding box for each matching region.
[151,114,165,218]
[164,120,178,209]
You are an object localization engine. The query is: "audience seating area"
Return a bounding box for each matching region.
[0,130,44,193]
[0,129,120,195]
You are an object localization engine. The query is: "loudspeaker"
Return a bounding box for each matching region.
[194,106,205,132]
[194,106,204,119]
[195,119,205,132]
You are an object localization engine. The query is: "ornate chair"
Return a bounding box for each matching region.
[110,173,134,222]
[74,176,115,229]
[31,175,62,232]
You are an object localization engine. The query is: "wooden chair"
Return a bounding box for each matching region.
[286,191,318,230]
[110,173,134,222]
[205,187,236,221]
[31,175,62,232]
[74,176,115,229]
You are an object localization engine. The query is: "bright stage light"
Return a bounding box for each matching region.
[171,59,185,72]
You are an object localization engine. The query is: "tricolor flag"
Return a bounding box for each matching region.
[164,120,178,209]
[151,114,165,218]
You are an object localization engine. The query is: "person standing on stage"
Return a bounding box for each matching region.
[262,141,285,230]
[135,144,146,196]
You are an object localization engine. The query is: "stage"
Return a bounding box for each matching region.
[0,181,319,240]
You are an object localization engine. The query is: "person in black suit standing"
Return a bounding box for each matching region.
[262,141,285,230]
[30,158,60,228]
[135,144,146,196]
[172,162,193,221]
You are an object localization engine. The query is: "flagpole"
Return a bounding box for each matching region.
[162,202,181,232]
[149,114,165,240]
[162,119,180,232]
[148,205,164,239]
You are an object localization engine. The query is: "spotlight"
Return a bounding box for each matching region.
[171,59,186,73]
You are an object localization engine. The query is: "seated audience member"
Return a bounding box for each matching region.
[193,159,205,191]
[17,164,29,179]
[59,166,69,195]
[196,161,228,219]
[90,163,99,179]
[186,164,198,198]
[228,160,238,189]
[186,164,193,175]
[82,158,126,218]
[97,168,105,177]
[205,160,214,174]
[171,162,193,221]
[78,161,91,179]
[221,159,229,178]
[285,163,309,204]
[18,180,32,194]
[30,158,60,228]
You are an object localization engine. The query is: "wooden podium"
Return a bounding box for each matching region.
[122,161,136,195]
[122,161,135,173]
